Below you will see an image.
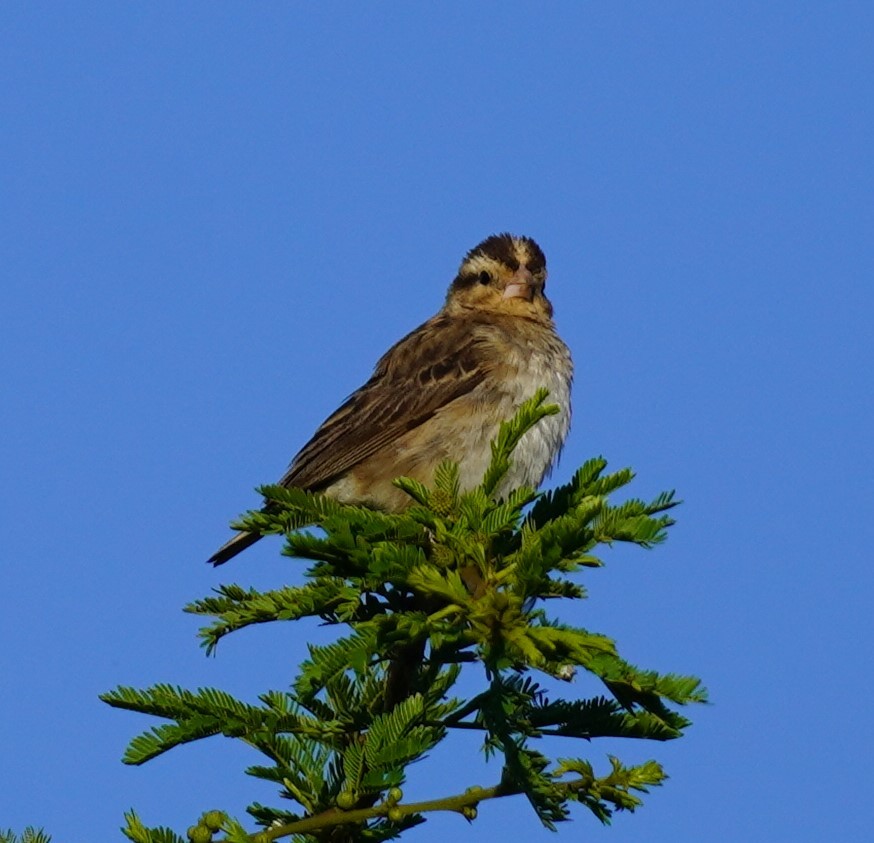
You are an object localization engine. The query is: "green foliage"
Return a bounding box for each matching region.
[121,811,187,843]
[0,830,51,843]
[102,389,706,840]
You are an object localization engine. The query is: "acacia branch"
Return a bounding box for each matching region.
[250,775,597,841]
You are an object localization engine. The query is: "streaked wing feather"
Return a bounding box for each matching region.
[278,316,487,490]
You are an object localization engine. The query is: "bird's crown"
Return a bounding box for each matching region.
[460,233,546,276]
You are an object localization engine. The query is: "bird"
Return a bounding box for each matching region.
[208,233,573,566]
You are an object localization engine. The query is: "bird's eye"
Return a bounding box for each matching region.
[478,270,491,285]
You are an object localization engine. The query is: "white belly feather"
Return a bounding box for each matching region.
[496,340,572,493]
[447,326,573,496]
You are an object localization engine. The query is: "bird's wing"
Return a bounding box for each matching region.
[279,314,489,490]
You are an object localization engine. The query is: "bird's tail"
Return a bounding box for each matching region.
[207,530,262,566]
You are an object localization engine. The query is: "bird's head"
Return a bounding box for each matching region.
[445,233,552,321]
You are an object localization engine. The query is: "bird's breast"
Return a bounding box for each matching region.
[494,327,572,493]
[326,320,572,509]
[435,319,572,496]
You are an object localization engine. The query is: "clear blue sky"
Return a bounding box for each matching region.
[2,4,872,841]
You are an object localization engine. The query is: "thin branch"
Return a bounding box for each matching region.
[249,775,597,841]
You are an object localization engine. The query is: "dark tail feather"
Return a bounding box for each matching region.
[207,530,262,566]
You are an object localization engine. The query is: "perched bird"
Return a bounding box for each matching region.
[208,233,572,565]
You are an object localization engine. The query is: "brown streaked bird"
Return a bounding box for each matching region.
[208,233,573,565]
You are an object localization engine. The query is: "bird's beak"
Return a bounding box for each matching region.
[502,267,535,301]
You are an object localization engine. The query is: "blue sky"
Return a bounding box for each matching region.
[2,3,872,841]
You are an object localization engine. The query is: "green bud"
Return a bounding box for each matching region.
[461,805,478,821]
[186,825,212,843]
[387,806,404,823]
[386,787,403,805]
[430,489,454,515]
[336,790,357,810]
[201,812,224,832]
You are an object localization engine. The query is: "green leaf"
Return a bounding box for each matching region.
[294,628,380,701]
[554,755,667,822]
[0,830,52,843]
[481,388,560,496]
[121,811,186,843]
[102,396,705,838]
[186,579,363,654]
[392,476,432,507]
